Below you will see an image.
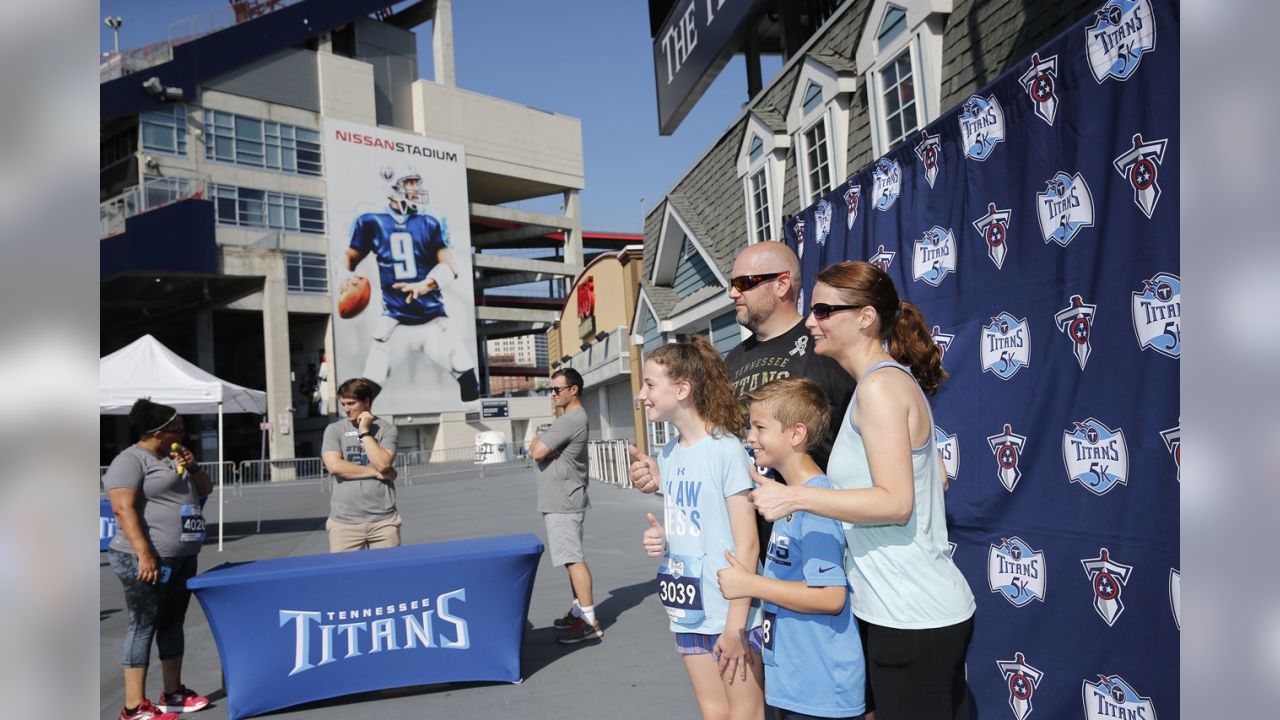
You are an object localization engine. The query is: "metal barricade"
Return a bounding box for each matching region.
[587,439,633,488]
[237,457,328,486]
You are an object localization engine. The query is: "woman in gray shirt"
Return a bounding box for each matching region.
[104,399,213,719]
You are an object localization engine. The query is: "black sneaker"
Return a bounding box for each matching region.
[556,618,603,644]
[553,609,579,629]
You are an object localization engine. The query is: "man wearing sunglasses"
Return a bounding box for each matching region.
[530,368,602,644]
[630,241,854,545]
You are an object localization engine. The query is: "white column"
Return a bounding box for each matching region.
[433,0,456,87]
[262,251,296,461]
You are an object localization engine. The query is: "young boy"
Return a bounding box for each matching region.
[717,377,866,720]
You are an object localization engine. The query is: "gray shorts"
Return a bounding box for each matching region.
[543,512,586,566]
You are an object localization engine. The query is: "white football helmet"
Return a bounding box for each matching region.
[382,165,425,213]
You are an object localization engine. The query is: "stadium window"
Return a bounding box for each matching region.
[285,251,328,294]
[212,183,325,235]
[857,0,948,157]
[204,109,322,176]
[140,104,187,156]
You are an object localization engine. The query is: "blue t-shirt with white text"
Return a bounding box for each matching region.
[761,474,866,717]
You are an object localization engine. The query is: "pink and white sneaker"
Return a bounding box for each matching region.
[157,685,210,713]
[119,699,179,720]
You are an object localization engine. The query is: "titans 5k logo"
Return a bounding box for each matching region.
[1086,0,1157,83]
[1083,674,1156,720]
[1081,548,1133,626]
[912,226,956,287]
[1131,272,1180,358]
[1054,295,1097,370]
[872,158,902,211]
[973,203,1013,269]
[1113,133,1168,218]
[997,652,1044,720]
[988,536,1046,607]
[815,199,832,247]
[1019,53,1059,126]
[981,313,1030,381]
[934,426,958,481]
[987,424,1027,492]
[959,94,1006,161]
[1062,418,1129,496]
[915,129,942,188]
[1036,171,1095,247]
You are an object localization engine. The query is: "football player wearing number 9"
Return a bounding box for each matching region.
[344,166,479,402]
[637,336,765,720]
[717,378,865,720]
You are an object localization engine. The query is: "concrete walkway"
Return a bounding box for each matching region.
[100,465,699,719]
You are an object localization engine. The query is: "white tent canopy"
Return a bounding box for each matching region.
[100,334,267,415]
[100,334,268,551]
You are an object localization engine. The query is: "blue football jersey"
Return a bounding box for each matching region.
[349,207,450,324]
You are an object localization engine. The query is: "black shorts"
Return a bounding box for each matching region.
[858,616,975,719]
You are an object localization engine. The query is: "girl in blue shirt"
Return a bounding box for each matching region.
[638,336,765,720]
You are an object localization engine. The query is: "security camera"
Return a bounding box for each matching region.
[163,86,184,101]
[142,76,163,96]
[144,155,158,169]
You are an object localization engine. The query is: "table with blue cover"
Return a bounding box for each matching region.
[188,533,543,720]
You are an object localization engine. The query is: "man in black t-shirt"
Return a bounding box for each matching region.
[631,241,855,549]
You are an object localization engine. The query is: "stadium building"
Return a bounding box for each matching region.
[100,0,601,463]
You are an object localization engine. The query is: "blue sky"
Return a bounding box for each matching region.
[101,0,782,233]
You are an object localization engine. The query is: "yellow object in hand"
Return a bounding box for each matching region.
[171,442,185,474]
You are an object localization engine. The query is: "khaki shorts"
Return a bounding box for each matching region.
[543,512,585,566]
[327,513,402,552]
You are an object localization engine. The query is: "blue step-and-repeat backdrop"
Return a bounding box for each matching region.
[784,1,1178,717]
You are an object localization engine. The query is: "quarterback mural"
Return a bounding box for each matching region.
[325,119,479,414]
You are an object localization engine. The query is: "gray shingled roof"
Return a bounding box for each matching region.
[641,283,681,318]
[670,284,726,317]
[809,50,858,75]
[751,107,787,133]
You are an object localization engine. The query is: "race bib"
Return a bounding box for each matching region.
[761,608,778,666]
[180,504,206,544]
[657,554,705,626]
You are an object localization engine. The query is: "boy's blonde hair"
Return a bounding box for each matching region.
[745,377,831,453]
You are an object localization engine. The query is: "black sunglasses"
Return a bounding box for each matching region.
[730,271,789,292]
[549,386,571,395]
[810,303,863,320]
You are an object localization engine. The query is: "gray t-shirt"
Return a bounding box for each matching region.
[536,406,590,514]
[103,445,206,557]
[322,417,399,524]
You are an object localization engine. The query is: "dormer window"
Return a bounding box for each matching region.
[857,1,952,157]
[786,56,857,206]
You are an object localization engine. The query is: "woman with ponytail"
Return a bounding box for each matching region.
[748,261,975,720]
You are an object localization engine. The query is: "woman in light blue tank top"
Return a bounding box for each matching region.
[748,261,976,720]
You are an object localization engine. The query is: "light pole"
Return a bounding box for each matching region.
[104,16,123,56]
[639,196,646,235]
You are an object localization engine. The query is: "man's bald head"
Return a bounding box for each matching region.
[732,241,801,302]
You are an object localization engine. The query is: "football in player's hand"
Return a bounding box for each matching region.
[338,275,372,318]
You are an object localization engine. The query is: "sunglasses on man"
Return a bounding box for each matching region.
[809,303,863,320]
[729,271,789,292]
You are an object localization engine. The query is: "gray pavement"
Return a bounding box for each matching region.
[100,465,698,719]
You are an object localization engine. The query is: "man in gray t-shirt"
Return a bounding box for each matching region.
[530,368,601,644]
[321,378,400,552]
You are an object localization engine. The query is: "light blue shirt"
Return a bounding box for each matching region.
[657,433,760,635]
[762,475,866,718]
[829,361,976,629]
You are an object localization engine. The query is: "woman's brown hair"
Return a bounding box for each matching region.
[816,260,948,395]
[646,335,746,438]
